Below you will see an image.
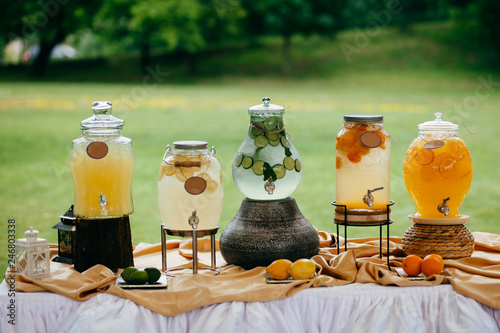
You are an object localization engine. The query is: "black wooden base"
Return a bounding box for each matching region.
[74,216,134,272]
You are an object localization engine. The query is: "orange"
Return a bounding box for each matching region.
[266,259,293,280]
[416,149,434,166]
[402,254,423,276]
[421,254,444,277]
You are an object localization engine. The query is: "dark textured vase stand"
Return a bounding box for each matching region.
[219,197,320,269]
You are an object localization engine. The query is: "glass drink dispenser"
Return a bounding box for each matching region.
[70,101,134,218]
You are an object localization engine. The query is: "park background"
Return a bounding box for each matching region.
[1,0,500,278]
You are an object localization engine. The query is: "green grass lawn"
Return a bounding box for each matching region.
[1,22,500,279]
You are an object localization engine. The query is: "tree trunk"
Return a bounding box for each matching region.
[30,27,66,78]
[282,34,291,77]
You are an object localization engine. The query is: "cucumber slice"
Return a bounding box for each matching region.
[273,164,286,179]
[254,135,269,148]
[295,159,302,172]
[252,160,265,175]
[265,132,280,141]
[242,156,253,169]
[264,117,277,131]
[283,156,295,170]
[276,118,284,130]
[280,135,291,149]
[234,152,243,167]
[251,126,263,137]
[269,139,280,146]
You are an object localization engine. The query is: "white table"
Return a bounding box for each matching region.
[1,279,500,333]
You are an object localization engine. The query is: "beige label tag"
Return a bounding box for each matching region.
[184,176,207,195]
[360,132,381,148]
[87,142,108,159]
[423,140,444,149]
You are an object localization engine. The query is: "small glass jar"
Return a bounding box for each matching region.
[158,141,223,231]
[232,97,302,200]
[335,115,391,210]
[70,101,134,218]
[404,112,472,219]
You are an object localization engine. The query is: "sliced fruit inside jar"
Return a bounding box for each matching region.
[295,159,302,172]
[273,164,286,179]
[252,160,265,175]
[264,117,277,131]
[416,148,434,166]
[254,135,269,148]
[280,135,291,149]
[439,158,458,178]
[269,139,280,146]
[283,156,295,170]
[242,156,253,169]
[420,165,437,183]
[251,125,263,137]
[234,152,243,167]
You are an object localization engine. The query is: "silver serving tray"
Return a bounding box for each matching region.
[395,267,452,281]
[116,275,168,289]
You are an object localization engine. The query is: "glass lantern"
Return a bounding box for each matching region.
[15,227,50,280]
[232,97,302,200]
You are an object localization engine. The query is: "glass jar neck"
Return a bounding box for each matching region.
[173,148,208,156]
[344,120,383,127]
[82,128,122,137]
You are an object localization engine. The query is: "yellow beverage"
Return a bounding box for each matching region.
[336,119,390,209]
[70,139,134,218]
[404,136,472,218]
[158,153,223,230]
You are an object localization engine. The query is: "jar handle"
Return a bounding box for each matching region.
[162,145,172,163]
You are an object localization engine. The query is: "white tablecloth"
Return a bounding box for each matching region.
[1,280,500,333]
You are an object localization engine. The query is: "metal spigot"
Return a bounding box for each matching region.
[99,193,108,212]
[363,187,384,207]
[264,177,275,195]
[438,197,451,216]
[188,210,199,229]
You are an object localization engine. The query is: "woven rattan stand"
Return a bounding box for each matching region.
[402,216,474,259]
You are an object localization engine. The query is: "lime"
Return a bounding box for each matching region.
[128,270,149,285]
[273,164,286,179]
[242,156,253,169]
[145,267,162,284]
[283,156,295,170]
[254,135,268,148]
[252,160,265,175]
[234,152,243,167]
[121,266,138,282]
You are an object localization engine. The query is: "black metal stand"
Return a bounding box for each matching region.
[331,201,394,270]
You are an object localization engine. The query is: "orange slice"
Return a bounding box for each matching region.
[416,148,434,166]
[447,141,464,159]
[439,158,458,178]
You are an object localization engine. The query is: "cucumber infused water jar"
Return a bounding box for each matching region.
[232,97,302,200]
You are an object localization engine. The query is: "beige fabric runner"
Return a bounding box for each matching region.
[8,231,500,317]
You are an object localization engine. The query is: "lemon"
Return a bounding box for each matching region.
[145,267,161,284]
[121,266,138,282]
[288,259,316,280]
[266,259,293,280]
[127,270,150,285]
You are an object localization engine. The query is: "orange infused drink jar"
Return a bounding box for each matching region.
[70,101,134,218]
[158,141,223,231]
[403,112,472,220]
[336,115,391,211]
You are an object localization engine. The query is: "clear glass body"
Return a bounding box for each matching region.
[158,146,223,230]
[404,133,472,218]
[70,134,134,218]
[335,120,391,210]
[232,111,302,200]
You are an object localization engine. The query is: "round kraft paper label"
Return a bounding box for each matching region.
[423,140,445,149]
[360,132,382,148]
[87,142,108,159]
[185,176,207,195]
